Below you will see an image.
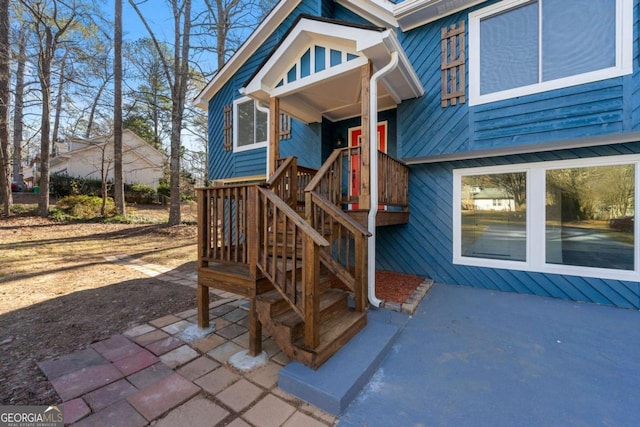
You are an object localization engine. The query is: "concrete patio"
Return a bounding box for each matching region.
[339,284,640,426]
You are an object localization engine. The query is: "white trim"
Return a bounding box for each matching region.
[453,155,640,282]
[468,0,633,106]
[233,97,269,153]
[336,0,398,28]
[395,0,488,31]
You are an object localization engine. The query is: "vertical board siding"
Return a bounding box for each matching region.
[377,144,640,309]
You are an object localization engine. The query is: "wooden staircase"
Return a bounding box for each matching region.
[197,149,409,369]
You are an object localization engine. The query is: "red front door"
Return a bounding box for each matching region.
[349,122,387,209]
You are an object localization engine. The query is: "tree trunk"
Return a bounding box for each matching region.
[113,0,125,215]
[216,0,226,69]
[85,78,109,138]
[52,48,68,150]
[167,0,192,226]
[0,0,12,216]
[12,27,27,189]
[38,32,54,218]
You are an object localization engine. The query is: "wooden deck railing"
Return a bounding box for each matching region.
[305,147,360,207]
[269,157,318,212]
[306,191,371,311]
[378,151,409,209]
[266,157,298,210]
[197,185,252,267]
[255,186,330,348]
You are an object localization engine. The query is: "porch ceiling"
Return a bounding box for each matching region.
[241,15,423,124]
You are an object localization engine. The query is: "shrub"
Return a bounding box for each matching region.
[55,195,115,219]
[50,174,104,198]
[125,183,156,204]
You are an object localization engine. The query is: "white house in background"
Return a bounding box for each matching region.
[471,187,515,212]
[50,130,167,188]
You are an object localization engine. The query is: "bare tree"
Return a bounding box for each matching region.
[201,0,274,69]
[0,0,11,216]
[20,0,79,217]
[124,38,172,149]
[114,0,124,214]
[51,47,69,146]
[12,26,28,190]
[128,0,192,225]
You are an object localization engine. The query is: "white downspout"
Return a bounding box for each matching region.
[367,51,399,308]
[255,102,271,177]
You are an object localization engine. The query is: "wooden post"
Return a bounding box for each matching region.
[354,234,367,312]
[247,185,262,356]
[268,97,280,177]
[359,62,371,211]
[197,189,210,328]
[303,235,320,349]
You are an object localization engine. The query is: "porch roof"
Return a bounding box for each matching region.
[241,15,424,124]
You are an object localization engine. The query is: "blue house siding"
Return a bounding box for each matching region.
[397,1,638,160]
[208,84,235,180]
[398,11,470,158]
[280,121,323,169]
[376,143,640,309]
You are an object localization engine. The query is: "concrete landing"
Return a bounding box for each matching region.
[278,309,409,416]
[339,284,640,426]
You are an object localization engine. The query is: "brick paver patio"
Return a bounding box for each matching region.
[36,258,339,426]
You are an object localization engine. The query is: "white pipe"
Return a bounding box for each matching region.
[367,51,399,308]
[256,101,271,177]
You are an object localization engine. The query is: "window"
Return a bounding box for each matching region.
[233,97,268,152]
[460,172,527,263]
[469,0,632,105]
[454,157,638,280]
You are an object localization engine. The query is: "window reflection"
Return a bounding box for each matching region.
[461,172,527,261]
[546,165,635,270]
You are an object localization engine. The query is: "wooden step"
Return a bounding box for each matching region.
[272,289,348,342]
[292,309,367,370]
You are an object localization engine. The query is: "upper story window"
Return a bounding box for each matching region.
[233,97,268,152]
[469,0,632,106]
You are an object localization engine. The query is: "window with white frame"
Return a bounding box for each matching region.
[233,97,268,152]
[468,0,633,105]
[454,156,638,281]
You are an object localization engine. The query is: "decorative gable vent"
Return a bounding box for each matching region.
[441,22,466,107]
[275,45,360,88]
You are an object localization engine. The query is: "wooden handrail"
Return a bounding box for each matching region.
[257,186,330,247]
[305,190,370,311]
[304,148,343,193]
[308,191,371,237]
[265,156,297,209]
[255,186,328,348]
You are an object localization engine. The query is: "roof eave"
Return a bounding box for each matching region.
[335,0,398,28]
[394,0,488,31]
